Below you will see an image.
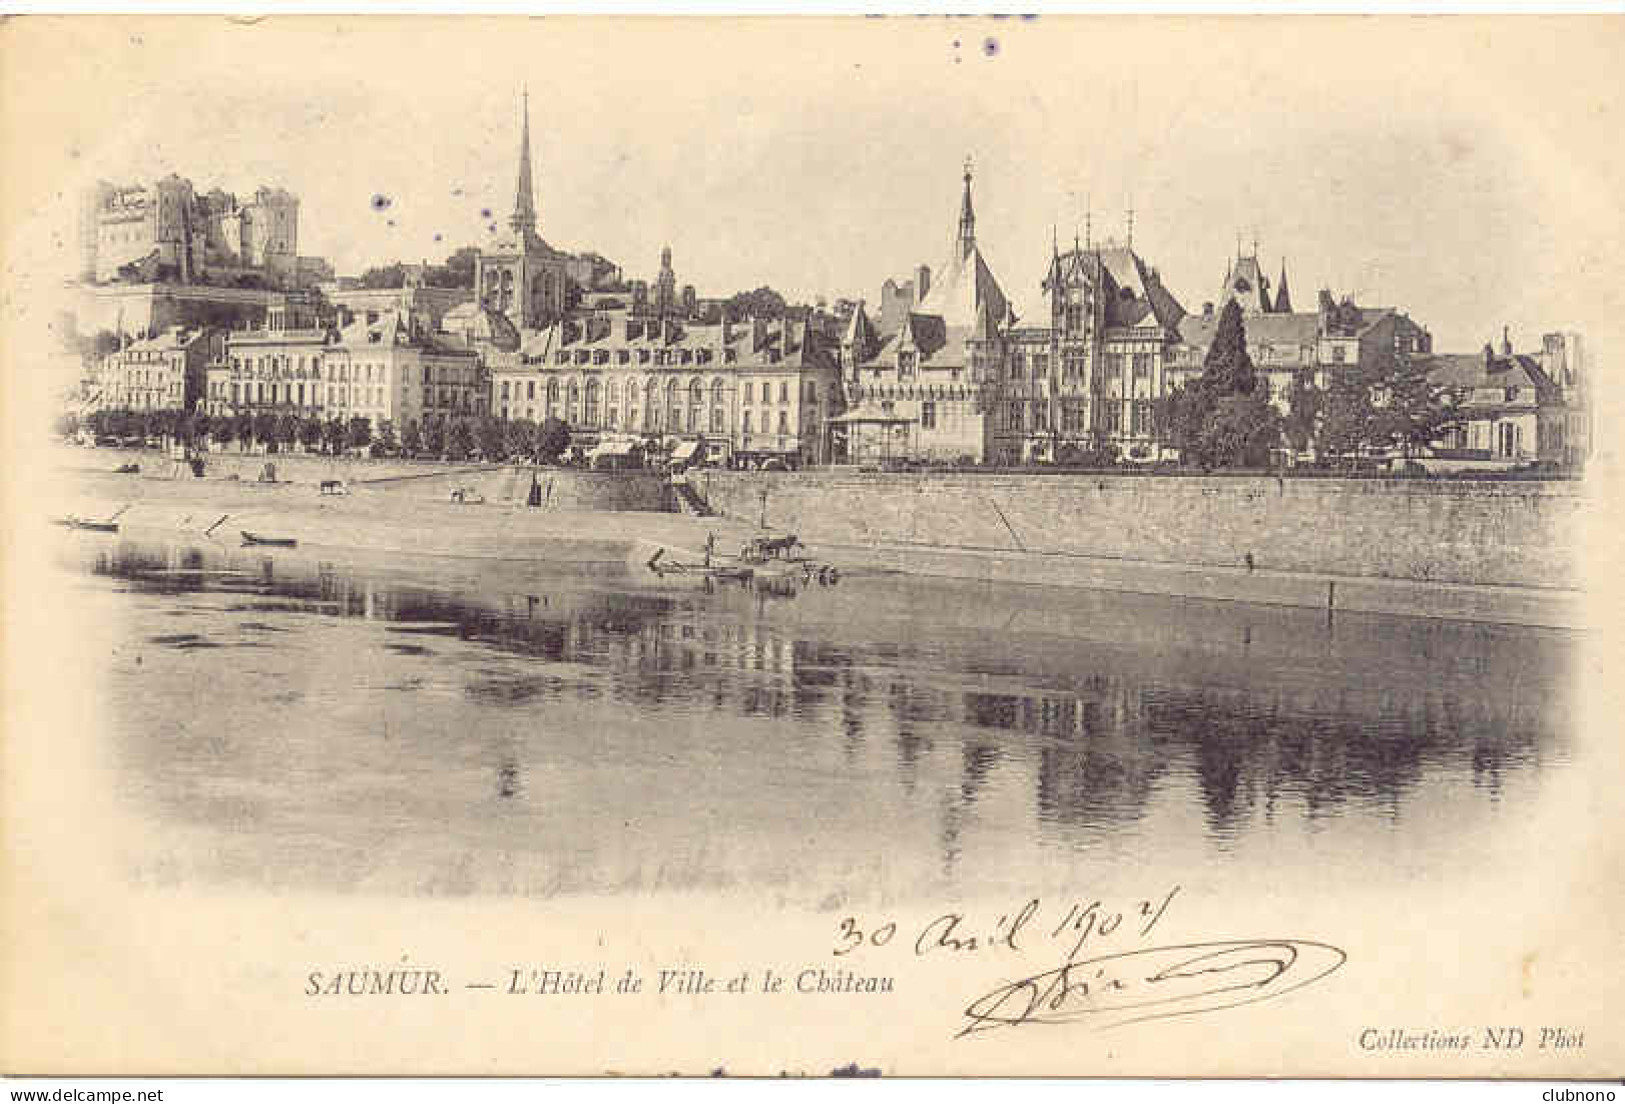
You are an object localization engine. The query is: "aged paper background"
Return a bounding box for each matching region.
[3,14,1623,1076]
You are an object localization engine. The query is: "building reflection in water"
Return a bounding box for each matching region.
[79,537,1573,895]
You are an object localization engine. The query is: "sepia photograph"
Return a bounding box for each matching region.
[1,11,1621,1081]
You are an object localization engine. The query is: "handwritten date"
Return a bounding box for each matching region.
[831,887,1181,960]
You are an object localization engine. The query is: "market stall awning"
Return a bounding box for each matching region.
[588,439,639,459]
[670,440,702,461]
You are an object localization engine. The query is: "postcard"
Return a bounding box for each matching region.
[2,13,1621,1077]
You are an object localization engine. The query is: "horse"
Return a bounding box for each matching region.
[744,533,802,561]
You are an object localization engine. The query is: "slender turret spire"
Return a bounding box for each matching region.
[511,86,537,237]
[1274,259,1293,313]
[957,156,976,260]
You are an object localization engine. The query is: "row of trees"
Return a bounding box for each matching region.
[358,246,480,291]
[1158,299,1453,469]
[72,408,577,464]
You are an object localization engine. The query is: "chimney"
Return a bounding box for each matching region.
[722,316,734,345]
[1501,325,1512,356]
[1483,342,1494,367]
[915,264,931,303]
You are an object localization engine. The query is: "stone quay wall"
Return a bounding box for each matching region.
[65,447,674,513]
[694,470,1585,591]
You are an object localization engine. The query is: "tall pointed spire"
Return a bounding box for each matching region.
[1274,259,1293,313]
[510,85,537,238]
[957,156,976,260]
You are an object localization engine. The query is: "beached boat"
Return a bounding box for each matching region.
[240,530,298,547]
[53,516,120,533]
[644,547,753,580]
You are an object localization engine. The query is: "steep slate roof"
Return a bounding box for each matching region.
[125,326,201,353]
[1014,245,1186,334]
[1219,254,1273,314]
[1419,352,1559,399]
[337,310,407,347]
[506,311,833,372]
[914,241,1009,332]
[1176,310,1320,350]
[1273,262,1293,313]
[441,301,521,352]
[843,301,878,356]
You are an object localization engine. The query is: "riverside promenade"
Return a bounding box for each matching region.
[51,449,1586,629]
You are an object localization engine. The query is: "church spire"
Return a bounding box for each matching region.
[510,86,537,238]
[957,156,976,260]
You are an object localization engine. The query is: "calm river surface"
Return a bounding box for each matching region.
[57,532,1578,904]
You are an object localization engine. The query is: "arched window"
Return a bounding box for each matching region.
[711,378,725,405]
[665,378,679,407]
[688,378,703,406]
[607,380,620,405]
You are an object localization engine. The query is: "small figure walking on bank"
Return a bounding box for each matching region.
[704,531,716,568]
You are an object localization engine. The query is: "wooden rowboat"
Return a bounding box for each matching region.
[644,547,752,580]
[53,516,120,533]
[241,530,298,547]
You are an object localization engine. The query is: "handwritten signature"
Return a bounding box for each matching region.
[958,939,1347,1038]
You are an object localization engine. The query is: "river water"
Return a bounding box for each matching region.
[56,531,1578,905]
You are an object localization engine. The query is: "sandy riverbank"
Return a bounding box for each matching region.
[57,469,751,566]
[52,465,1584,628]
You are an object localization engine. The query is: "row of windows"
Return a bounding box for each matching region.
[496,403,797,437]
[227,354,476,386]
[1003,399,1154,436]
[542,346,739,368]
[497,377,821,407]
